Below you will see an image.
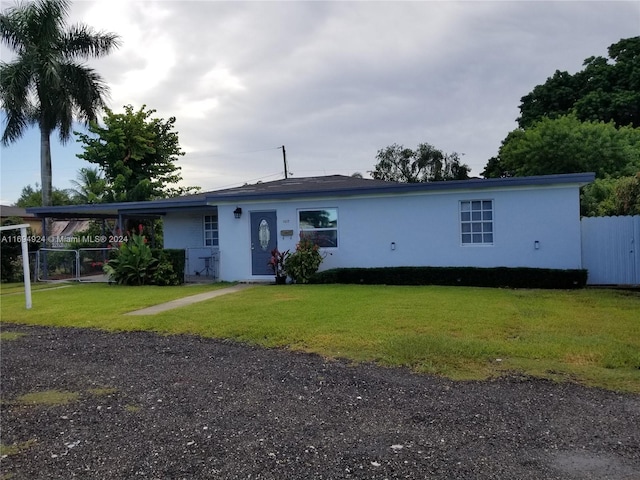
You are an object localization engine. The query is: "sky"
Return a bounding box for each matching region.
[1,0,639,205]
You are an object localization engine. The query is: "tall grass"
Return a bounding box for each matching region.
[1,283,638,393]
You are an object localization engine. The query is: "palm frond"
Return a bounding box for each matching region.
[59,61,109,120]
[0,59,36,144]
[1,109,30,145]
[30,0,69,43]
[62,24,121,59]
[0,59,33,108]
[0,6,28,53]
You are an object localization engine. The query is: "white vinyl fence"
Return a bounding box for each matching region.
[581,215,640,286]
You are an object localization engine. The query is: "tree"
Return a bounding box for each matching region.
[15,183,75,207]
[76,105,199,202]
[518,36,640,129]
[69,167,106,204]
[486,115,640,179]
[480,156,510,179]
[581,174,640,216]
[0,0,120,206]
[612,173,640,215]
[517,70,583,129]
[370,142,470,183]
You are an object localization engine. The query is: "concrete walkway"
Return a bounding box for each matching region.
[125,283,255,316]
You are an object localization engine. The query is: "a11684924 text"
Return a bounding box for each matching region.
[0,235,127,244]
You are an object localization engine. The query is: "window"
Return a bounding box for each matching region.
[460,200,493,245]
[299,208,338,247]
[204,215,218,247]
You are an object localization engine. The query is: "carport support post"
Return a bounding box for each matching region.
[117,214,124,237]
[41,217,48,280]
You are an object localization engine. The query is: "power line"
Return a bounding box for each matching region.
[183,146,282,160]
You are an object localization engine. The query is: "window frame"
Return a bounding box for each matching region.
[459,199,494,246]
[297,207,339,248]
[203,214,219,247]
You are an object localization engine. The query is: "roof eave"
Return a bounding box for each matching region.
[207,173,596,203]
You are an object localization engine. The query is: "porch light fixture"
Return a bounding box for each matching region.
[233,207,243,219]
[534,240,540,250]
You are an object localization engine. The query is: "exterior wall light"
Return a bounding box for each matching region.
[391,242,396,251]
[233,207,242,219]
[534,240,540,250]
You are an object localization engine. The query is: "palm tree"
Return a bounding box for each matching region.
[0,0,120,206]
[69,166,106,204]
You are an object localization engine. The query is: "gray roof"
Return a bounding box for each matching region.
[0,205,36,218]
[26,173,595,218]
[207,173,595,202]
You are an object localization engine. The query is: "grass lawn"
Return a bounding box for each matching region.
[1,282,639,393]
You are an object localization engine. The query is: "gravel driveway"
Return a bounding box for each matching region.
[1,323,639,480]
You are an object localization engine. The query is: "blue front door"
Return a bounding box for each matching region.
[250,211,277,275]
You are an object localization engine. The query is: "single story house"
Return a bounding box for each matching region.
[27,173,595,282]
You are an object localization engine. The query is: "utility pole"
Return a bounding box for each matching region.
[281,145,288,179]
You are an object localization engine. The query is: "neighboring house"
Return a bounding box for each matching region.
[27,173,594,282]
[47,219,91,248]
[0,205,92,245]
[0,205,42,234]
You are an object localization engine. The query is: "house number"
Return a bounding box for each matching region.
[258,219,270,251]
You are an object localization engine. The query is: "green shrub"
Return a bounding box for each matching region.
[104,232,158,285]
[151,260,179,286]
[104,236,185,286]
[155,249,185,281]
[310,266,587,289]
[284,237,323,284]
[1,217,39,282]
[1,219,23,282]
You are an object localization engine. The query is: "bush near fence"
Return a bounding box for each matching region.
[152,249,186,284]
[104,247,185,286]
[310,266,588,289]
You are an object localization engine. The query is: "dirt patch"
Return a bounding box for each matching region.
[1,323,639,479]
[550,451,639,479]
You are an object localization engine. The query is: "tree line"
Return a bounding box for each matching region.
[483,36,640,216]
[371,36,640,216]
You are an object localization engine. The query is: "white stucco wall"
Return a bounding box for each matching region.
[163,209,219,276]
[164,212,212,248]
[206,183,582,282]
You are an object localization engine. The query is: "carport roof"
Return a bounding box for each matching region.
[27,172,595,218]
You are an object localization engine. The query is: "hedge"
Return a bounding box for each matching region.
[309,266,588,289]
[152,248,186,284]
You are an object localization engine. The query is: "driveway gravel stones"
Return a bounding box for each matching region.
[1,323,639,479]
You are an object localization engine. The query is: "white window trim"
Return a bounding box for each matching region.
[460,199,494,246]
[297,207,339,248]
[203,214,219,247]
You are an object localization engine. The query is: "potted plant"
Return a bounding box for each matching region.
[268,248,289,284]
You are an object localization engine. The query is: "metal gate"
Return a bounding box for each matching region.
[36,248,79,281]
[36,248,113,282]
[581,215,640,285]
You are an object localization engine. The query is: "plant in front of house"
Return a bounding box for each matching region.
[104,227,158,285]
[151,250,181,286]
[284,237,324,284]
[268,248,290,284]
